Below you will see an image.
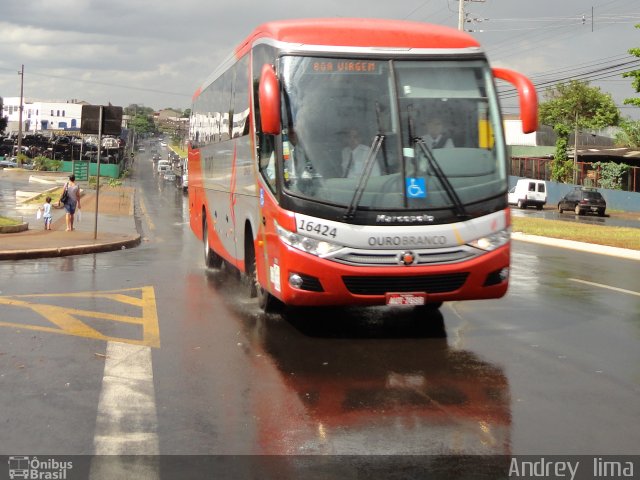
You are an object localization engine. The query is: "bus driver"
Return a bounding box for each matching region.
[341,128,379,178]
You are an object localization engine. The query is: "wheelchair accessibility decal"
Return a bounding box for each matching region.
[406,177,426,199]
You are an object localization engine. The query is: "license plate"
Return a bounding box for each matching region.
[386,292,426,306]
[590,207,598,211]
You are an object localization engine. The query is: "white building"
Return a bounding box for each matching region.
[1,97,86,133]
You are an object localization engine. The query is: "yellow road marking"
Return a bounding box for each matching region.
[0,286,160,347]
[139,194,155,231]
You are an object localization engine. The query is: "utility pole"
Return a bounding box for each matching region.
[17,64,24,162]
[93,106,103,240]
[458,0,486,31]
[574,112,579,185]
[458,0,465,31]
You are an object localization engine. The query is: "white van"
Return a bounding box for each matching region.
[156,159,170,174]
[508,178,547,210]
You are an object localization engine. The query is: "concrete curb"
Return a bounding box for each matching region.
[511,232,640,261]
[0,234,141,261]
[0,222,29,234]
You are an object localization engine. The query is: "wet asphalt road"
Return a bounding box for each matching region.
[0,170,44,220]
[510,204,640,228]
[0,155,639,477]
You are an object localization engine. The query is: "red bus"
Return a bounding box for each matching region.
[188,18,537,312]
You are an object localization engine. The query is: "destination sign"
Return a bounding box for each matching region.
[310,60,379,74]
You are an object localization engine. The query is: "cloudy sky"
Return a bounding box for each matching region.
[1,0,639,118]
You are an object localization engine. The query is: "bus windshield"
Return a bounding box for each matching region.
[279,56,505,214]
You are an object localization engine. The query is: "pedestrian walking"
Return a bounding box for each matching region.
[36,197,53,230]
[38,196,53,230]
[63,174,81,231]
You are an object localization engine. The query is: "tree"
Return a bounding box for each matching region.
[124,104,155,117]
[129,114,155,134]
[0,116,7,134]
[623,24,640,107]
[539,80,620,183]
[615,118,640,147]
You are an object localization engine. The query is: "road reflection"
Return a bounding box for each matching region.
[511,207,640,228]
[205,267,512,471]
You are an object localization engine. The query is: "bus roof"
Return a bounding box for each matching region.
[193,18,482,102]
[236,18,481,56]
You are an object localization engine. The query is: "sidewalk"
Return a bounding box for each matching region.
[0,184,141,260]
[1,174,638,262]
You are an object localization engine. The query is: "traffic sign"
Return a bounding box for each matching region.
[73,161,89,181]
[81,105,123,135]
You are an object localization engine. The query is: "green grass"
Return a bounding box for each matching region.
[512,217,640,250]
[170,144,187,158]
[23,187,65,206]
[0,215,22,227]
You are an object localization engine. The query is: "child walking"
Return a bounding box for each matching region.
[39,196,53,230]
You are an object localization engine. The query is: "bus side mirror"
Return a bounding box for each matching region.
[259,64,281,135]
[492,68,538,134]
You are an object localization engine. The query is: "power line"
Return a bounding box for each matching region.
[498,57,640,99]
[0,66,189,98]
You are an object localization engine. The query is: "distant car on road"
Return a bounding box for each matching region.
[508,178,547,210]
[558,187,607,216]
[156,159,170,175]
[0,158,18,168]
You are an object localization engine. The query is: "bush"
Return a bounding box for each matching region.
[592,161,631,190]
[32,156,62,171]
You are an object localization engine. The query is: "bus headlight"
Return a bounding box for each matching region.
[275,222,343,257]
[468,228,511,252]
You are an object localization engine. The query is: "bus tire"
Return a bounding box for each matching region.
[203,217,222,268]
[246,238,283,313]
[245,237,258,298]
[257,286,283,314]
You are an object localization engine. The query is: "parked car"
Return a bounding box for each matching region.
[557,187,607,216]
[0,158,18,168]
[507,178,547,210]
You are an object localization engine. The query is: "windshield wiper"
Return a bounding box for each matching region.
[344,134,384,220]
[414,138,469,219]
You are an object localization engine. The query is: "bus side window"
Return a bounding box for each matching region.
[258,135,276,191]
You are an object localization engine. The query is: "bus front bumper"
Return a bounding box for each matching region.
[267,243,510,307]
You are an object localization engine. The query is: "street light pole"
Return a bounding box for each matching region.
[458,0,485,31]
[17,64,24,162]
[573,112,579,185]
[93,106,103,240]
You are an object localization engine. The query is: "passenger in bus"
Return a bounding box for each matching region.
[288,129,311,178]
[422,117,455,149]
[341,128,379,178]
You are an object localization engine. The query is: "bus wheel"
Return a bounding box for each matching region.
[246,233,283,313]
[203,217,222,268]
[257,285,283,313]
[245,244,259,299]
